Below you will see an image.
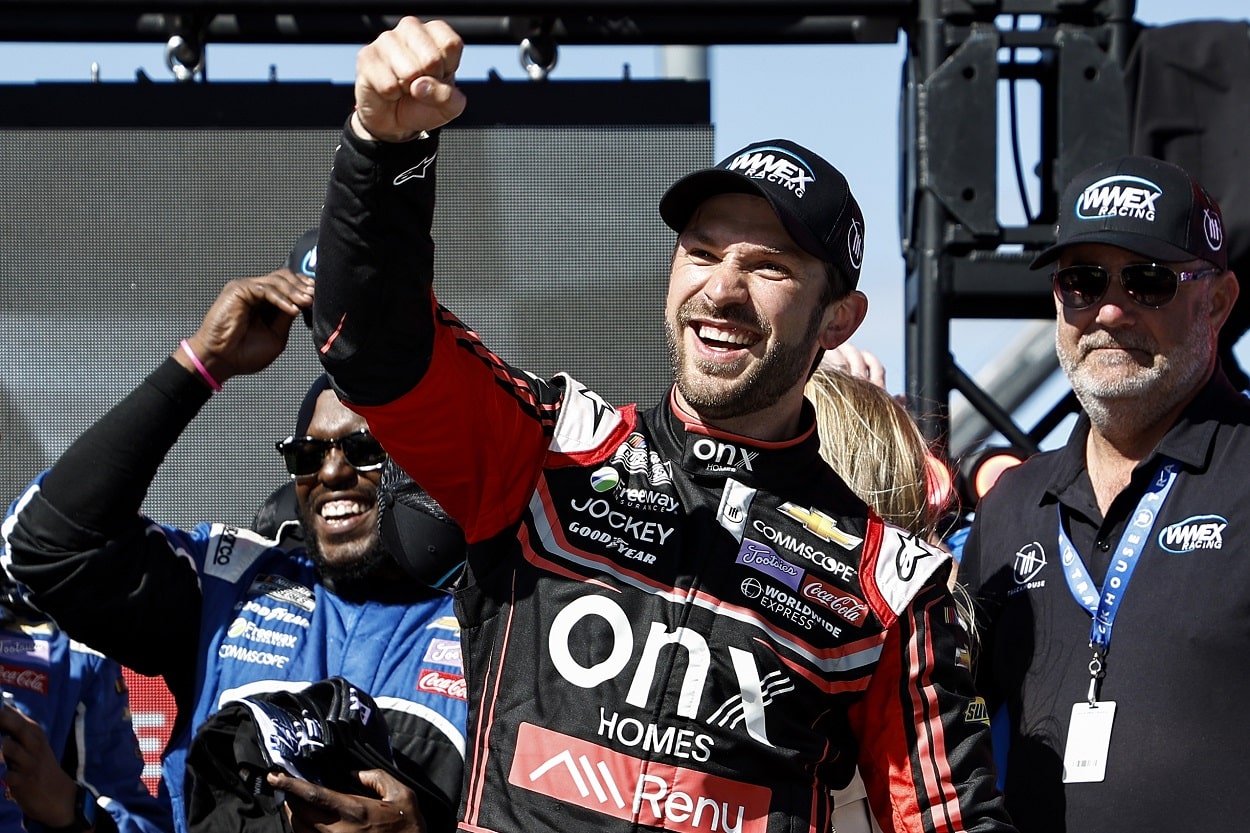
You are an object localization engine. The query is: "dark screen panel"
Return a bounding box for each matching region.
[0,123,712,529]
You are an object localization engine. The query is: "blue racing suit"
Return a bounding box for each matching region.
[3,359,467,833]
[0,543,171,833]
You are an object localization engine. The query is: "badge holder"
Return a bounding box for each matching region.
[1062,649,1116,783]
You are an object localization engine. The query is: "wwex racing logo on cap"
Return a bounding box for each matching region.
[725,147,816,199]
[1076,175,1162,223]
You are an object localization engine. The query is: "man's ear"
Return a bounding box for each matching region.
[1209,269,1240,333]
[819,290,868,350]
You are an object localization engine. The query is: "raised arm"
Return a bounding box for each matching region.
[5,269,312,678]
[313,18,561,543]
[313,16,467,407]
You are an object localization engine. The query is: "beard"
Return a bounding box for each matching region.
[298,503,390,585]
[1057,308,1213,431]
[666,297,824,421]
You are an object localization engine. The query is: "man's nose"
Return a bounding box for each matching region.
[702,260,749,305]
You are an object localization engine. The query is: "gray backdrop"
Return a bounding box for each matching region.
[1,124,711,528]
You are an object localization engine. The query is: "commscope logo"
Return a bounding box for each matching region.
[750,518,853,578]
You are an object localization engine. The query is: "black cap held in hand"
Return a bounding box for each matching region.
[1031,155,1227,270]
[287,229,319,278]
[287,228,318,327]
[378,458,466,589]
[659,139,866,291]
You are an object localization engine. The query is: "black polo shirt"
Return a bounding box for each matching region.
[962,368,1250,833]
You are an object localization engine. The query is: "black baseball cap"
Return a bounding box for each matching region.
[1030,155,1227,271]
[659,139,866,290]
[288,228,318,278]
[287,228,318,327]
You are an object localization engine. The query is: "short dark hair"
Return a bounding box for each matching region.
[820,262,850,305]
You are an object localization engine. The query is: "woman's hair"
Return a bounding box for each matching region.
[805,368,940,538]
[806,367,977,659]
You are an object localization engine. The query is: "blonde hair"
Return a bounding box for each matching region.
[805,368,938,538]
[806,368,977,657]
[809,368,976,832]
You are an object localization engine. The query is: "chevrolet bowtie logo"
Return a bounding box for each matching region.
[777,503,862,550]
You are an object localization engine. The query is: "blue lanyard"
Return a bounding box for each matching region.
[1057,458,1180,700]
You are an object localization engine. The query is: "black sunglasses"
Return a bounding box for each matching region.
[275,430,388,478]
[1052,263,1221,310]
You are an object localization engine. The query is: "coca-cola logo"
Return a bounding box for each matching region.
[800,578,868,625]
[418,669,467,701]
[0,662,49,695]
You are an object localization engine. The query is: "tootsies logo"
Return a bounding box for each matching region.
[735,538,803,590]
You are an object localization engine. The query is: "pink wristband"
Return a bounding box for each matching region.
[180,339,223,392]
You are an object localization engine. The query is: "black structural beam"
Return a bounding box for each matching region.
[0,2,909,45]
[0,77,708,127]
[901,0,1135,447]
[1,0,1142,455]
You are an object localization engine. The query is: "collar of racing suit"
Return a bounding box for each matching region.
[657,386,829,488]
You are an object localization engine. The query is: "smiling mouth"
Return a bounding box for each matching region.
[318,499,371,528]
[694,322,760,350]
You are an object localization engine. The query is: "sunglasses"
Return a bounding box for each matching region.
[1052,263,1221,310]
[275,430,388,478]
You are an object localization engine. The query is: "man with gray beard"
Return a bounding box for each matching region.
[960,155,1247,832]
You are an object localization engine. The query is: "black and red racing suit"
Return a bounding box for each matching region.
[312,125,1015,833]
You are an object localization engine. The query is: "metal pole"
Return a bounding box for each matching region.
[907,0,950,446]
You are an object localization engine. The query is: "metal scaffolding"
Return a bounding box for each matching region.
[0,0,1140,451]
